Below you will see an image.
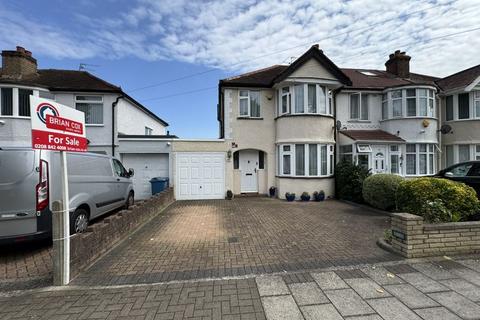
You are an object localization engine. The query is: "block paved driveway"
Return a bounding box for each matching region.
[73,198,399,286]
[1,256,480,319]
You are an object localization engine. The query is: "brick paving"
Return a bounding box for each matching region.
[1,257,480,319]
[0,239,52,291]
[73,198,398,286]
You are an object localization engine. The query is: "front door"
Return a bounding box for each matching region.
[240,150,258,193]
[373,145,387,174]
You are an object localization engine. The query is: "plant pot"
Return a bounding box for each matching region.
[269,187,276,197]
[301,195,311,201]
[285,194,296,202]
[314,193,325,201]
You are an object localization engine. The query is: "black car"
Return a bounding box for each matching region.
[435,161,480,198]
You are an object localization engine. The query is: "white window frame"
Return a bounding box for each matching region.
[405,143,436,176]
[145,126,153,135]
[278,84,332,116]
[238,90,261,118]
[383,87,436,120]
[391,89,403,118]
[382,93,388,120]
[349,92,369,121]
[75,95,104,126]
[474,91,480,118]
[389,145,401,175]
[277,143,333,177]
[357,144,372,153]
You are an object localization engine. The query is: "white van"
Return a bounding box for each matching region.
[0,147,134,243]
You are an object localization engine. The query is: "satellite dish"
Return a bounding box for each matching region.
[440,124,452,134]
[336,120,342,130]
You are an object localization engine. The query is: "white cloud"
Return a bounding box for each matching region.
[1,0,479,77]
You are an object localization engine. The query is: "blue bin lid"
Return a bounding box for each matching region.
[150,177,169,182]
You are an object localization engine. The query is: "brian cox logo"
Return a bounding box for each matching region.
[36,103,59,124]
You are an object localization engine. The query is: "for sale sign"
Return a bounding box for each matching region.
[30,96,87,152]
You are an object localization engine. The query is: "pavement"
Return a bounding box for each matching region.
[1,256,480,319]
[73,198,397,286]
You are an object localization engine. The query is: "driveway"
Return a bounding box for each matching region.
[73,198,399,286]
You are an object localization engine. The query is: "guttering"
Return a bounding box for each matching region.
[112,95,124,156]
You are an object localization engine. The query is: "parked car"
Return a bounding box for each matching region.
[0,147,134,244]
[435,161,480,197]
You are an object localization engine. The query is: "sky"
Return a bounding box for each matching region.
[1,0,479,138]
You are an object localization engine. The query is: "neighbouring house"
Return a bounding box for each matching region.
[0,46,176,199]
[436,65,480,167]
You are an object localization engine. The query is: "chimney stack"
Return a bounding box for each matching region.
[385,50,410,78]
[1,46,38,79]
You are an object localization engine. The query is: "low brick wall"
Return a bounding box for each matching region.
[70,188,174,279]
[391,212,480,258]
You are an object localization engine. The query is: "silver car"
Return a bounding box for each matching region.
[0,147,134,243]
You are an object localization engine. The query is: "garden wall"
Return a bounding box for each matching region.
[70,188,174,279]
[391,212,480,258]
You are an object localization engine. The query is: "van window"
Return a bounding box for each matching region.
[67,154,113,177]
[0,149,35,183]
[112,159,128,177]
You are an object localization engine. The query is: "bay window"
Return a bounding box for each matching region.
[75,95,103,125]
[278,143,333,177]
[445,145,454,167]
[406,143,436,176]
[383,87,436,120]
[278,83,331,116]
[239,90,261,118]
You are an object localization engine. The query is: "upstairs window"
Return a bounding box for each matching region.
[350,93,369,120]
[382,94,388,120]
[18,89,33,117]
[391,90,403,117]
[446,95,454,121]
[0,88,13,116]
[278,84,331,116]
[239,90,261,118]
[75,95,103,124]
[145,127,153,135]
[458,93,470,119]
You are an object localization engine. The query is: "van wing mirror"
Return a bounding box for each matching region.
[128,168,134,177]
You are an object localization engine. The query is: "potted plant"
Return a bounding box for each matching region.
[269,186,276,197]
[300,192,311,201]
[313,190,325,201]
[285,192,296,202]
[226,190,234,200]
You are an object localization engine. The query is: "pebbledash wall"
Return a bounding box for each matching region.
[390,212,480,258]
[69,188,174,279]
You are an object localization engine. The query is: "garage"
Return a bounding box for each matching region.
[121,153,169,200]
[175,152,225,200]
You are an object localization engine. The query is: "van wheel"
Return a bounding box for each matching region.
[125,192,134,209]
[71,209,89,234]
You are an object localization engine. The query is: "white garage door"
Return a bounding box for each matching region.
[176,152,225,200]
[121,153,169,200]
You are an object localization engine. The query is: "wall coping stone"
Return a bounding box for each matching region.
[424,221,480,231]
[391,212,423,221]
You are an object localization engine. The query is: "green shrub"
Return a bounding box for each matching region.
[396,177,480,222]
[335,160,371,203]
[363,174,404,211]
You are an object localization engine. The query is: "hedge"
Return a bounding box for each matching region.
[363,174,404,211]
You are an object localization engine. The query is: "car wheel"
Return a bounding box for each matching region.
[125,192,134,209]
[71,208,89,234]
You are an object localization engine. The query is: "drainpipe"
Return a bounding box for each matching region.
[112,95,124,157]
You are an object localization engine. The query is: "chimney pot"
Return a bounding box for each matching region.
[16,46,25,53]
[385,49,411,78]
[25,50,32,56]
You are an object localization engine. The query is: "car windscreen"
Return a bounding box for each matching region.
[0,149,35,184]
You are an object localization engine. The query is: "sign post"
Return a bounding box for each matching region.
[30,96,87,285]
